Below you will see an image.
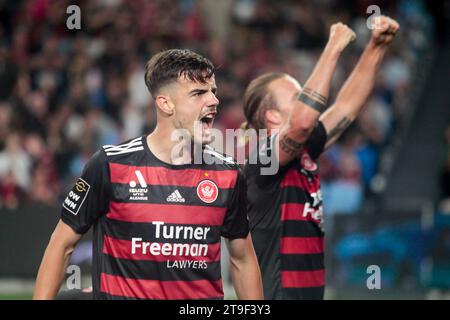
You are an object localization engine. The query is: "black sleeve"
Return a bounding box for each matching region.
[245,121,327,189]
[61,150,110,234]
[305,121,327,160]
[220,168,250,240]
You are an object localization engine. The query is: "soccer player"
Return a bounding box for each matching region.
[34,49,263,300]
[242,16,399,299]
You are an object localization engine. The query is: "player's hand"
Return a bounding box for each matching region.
[327,22,356,53]
[371,16,399,46]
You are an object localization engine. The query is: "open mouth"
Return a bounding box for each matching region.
[199,112,216,130]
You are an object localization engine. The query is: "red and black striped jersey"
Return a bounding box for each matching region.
[244,122,327,300]
[61,135,249,300]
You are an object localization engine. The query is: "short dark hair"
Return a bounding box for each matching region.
[144,49,215,96]
[242,72,286,130]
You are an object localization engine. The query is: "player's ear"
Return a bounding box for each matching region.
[154,94,174,116]
[265,109,282,128]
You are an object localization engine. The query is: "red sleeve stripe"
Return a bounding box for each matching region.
[280,168,320,191]
[103,235,221,263]
[281,270,325,288]
[281,203,317,222]
[100,273,223,299]
[107,202,227,225]
[280,237,324,254]
[109,163,238,188]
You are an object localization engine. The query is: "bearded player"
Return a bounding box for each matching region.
[243,16,399,299]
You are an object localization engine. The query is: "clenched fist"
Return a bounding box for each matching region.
[327,22,356,53]
[371,16,400,46]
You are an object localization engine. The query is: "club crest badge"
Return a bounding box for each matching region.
[301,153,318,172]
[197,180,219,204]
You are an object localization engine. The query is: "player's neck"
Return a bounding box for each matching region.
[147,125,193,165]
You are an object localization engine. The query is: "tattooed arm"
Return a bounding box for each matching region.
[276,23,355,166]
[320,16,399,150]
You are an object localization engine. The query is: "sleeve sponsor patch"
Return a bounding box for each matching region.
[62,178,91,216]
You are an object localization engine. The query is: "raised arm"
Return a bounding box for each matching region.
[276,23,356,166]
[226,234,263,299]
[320,16,400,149]
[33,220,82,299]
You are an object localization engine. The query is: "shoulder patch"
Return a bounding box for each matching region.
[62,178,91,215]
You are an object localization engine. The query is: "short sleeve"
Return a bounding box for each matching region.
[220,168,250,240]
[244,121,327,188]
[305,121,327,160]
[61,150,110,234]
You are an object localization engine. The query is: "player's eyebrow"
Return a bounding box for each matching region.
[189,87,217,96]
[189,88,207,96]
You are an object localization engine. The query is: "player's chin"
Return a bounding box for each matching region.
[202,136,213,145]
[193,128,212,145]
[195,134,213,146]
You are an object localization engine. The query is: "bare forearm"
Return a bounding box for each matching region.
[290,44,342,133]
[318,16,398,149]
[230,256,263,299]
[34,220,82,299]
[334,39,387,119]
[303,43,342,101]
[321,40,388,148]
[277,23,355,164]
[34,239,74,299]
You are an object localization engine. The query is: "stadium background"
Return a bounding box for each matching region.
[0,0,449,299]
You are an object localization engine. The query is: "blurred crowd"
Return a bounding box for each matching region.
[0,0,434,212]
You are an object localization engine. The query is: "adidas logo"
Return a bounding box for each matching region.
[166,190,185,203]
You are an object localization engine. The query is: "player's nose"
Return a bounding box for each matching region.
[207,92,219,107]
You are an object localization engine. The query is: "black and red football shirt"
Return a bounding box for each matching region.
[244,122,327,300]
[61,135,249,300]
